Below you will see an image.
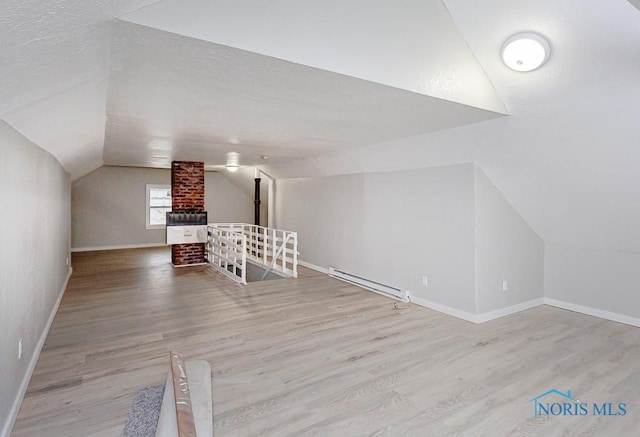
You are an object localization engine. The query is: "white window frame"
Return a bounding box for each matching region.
[146,184,172,230]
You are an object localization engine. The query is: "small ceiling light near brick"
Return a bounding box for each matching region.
[226,152,240,172]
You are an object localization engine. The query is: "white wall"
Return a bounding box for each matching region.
[276,164,478,313]
[0,120,71,436]
[72,166,255,250]
[545,244,640,320]
[275,163,546,318]
[218,167,268,226]
[205,171,254,224]
[275,173,366,271]
[475,167,544,314]
[71,166,170,249]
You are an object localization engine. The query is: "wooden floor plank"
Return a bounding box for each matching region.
[10,247,640,436]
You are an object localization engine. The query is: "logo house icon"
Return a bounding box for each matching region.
[529,389,575,418]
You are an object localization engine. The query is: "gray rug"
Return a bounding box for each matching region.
[122,384,165,437]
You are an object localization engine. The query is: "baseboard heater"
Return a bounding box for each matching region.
[328,267,411,303]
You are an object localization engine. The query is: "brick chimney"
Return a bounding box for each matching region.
[171,161,205,266]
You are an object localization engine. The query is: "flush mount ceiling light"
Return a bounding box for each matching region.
[225,151,240,172]
[501,32,551,72]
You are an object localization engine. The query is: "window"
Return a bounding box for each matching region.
[146,184,171,229]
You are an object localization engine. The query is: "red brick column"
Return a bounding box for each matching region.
[171,161,205,266]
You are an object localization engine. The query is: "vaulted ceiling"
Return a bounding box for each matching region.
[2,0,640,253]
[1,0,508,178]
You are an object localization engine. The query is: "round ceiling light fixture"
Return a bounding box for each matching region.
[501,32,551,72]
[225,151,240,172]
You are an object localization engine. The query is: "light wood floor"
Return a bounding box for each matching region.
[11,247,640,436]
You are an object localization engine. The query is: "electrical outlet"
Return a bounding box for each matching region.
[66,256,69,266]
[18,338,23,360]
[422,276,428,287]
[502,280,508,292]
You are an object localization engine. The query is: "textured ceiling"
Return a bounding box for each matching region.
[1,0,640,255]
[263,0,640,253]
[121,0,507,113]
[104,20,503,170]
[0,0,159,179]
[1,0,506,178]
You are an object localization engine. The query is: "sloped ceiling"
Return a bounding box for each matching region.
[263,0,640,253]
[104,20,503,169]
[1,0,639,254]
[1,0,505,178]
[0,0,159,179]
[120,0,507,113]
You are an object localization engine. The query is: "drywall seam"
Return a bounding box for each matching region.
[2,268,72,437]
[473,164,479,314]
[439,0,509,115]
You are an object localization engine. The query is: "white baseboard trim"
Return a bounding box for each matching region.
[410,295,640,327]
[172,262,208,268]
[410,296,479,323]
[475,298,545,323]
[298,260,329,275]
[2,267,72,437]
[71,243,168,252]
[544,298,640,328]
[411,296,544,324]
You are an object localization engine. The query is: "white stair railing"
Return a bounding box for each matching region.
[209,223,298,279]
[206,225,247,284]
[260,233,291,280]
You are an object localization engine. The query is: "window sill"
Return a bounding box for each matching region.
[146,224,167,230]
